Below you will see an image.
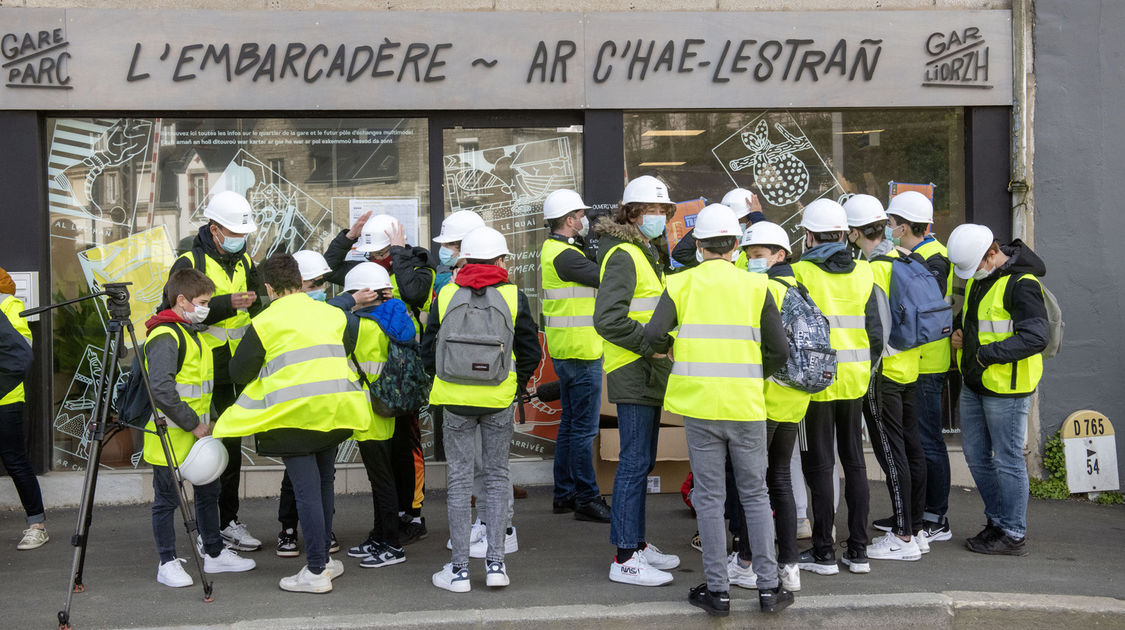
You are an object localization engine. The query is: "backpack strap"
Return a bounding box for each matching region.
[190,248,206,273]
[1002,272,1040,312]
[143,322,189,371]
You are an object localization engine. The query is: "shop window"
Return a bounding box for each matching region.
[44,117,429,471]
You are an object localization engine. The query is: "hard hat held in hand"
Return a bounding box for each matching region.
[741,221,792,253]
[947,223,995,280]
[721,188,757,219]
[843,194,888,227]
[203,191,257,234]
[356,214,401,253]
[459,226,510,261]
[887,191,934,224]
[622,175,672,205]
[693,204,742,239]
[344,262,393,292]
[799,199,848,233]
[292,250,332,281]
[543,189,590,220]
[179,436,229,486]
[433,210,485,244]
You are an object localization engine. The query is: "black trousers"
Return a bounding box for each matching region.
[801,398,869,556]
[733,420,800,565]
[278,471,298,531]
[391,412,424,517]
[213,382,243,526]
[864,374,927,537]
[358,439,402,547]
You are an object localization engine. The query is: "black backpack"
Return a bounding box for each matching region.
[114,323,186,428]
[352,330,430,418]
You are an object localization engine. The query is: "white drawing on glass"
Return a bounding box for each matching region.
[444,137,577,222]
[52,344,129,467]
[728,120,813,207]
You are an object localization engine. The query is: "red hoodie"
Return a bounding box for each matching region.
[454,264,509,289]
[145,309,188,333]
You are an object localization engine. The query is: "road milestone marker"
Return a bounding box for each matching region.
[1062,410,1119,498]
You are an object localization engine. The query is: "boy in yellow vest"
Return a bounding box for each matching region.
[146,269,256,588]
[644,205,792,617]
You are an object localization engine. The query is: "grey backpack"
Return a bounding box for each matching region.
[435,286,514,386]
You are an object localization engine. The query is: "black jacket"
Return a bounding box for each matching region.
[956,240,1048,397]
[323,230,436,311]
[801,248,885,362]
[592,217,673,406]
[546,233,600,288]
[670,211,766,269]
[0,308,32,401]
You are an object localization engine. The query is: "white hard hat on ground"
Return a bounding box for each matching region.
[947,223,995,280]
[843,194,888,227]
[433,211,486,244]
[343,262,393,292]
[887,191,935,224]
[179,436,229,486]
[356,214,401,253]
[543,189,590,220]
[203,191,257,234]
[459,227,511,260]
[799,199,849,232]
[741,221,792,253]
[692,204,742,239]
[292,250,331,281]
[622,175,673,205]
[721,188,756,219]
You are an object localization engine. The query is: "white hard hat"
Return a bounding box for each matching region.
[178,436,229,486]
[740,221,792,254]
[843,194,888,227]
[543,189,590,220]
[720,188,756,219]
[356,214,401,253]
[887,191,934,224]
[343,262,393,292]
[433,210,485,244]
[692,204,742,240]
[292,250,331,281]
[622,175,673,205]
[459,226,510,260]
[203,191,257,234]
[799,199,849,232]
[947,223,995,280]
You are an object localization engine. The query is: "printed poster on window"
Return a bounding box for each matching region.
[345,198,421,262]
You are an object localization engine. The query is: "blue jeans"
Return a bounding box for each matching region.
[152,465,222,563]
[915,372,951,520]
[283,449,336,573]
[552,358,603,503]
[609,403,659,549]
[959,388,1031,539]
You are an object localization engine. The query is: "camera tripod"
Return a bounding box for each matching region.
[22,282,214,630]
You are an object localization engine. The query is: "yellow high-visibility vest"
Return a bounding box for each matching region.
[914,239,954,374]
[179,251,252,354]
[0,295,31,406]
[961,273,1044,395]
[599,242,665,374]
[143,323,214,467]
[428,283,520,409]
[351,317,395,442]
[870,249,922,385]
[541,238,601,361]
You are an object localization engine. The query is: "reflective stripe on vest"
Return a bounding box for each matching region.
[792,258,874,401]
[763,275,812,423]
[914,238,954,374]
[180,251,253,354]
[213,293,374,438]
[599,242,665,374]
[0,295,32,406]
[663,260,767,421]
[351,318,394,441]
[962,273,1044,395]
[143,324,214,467]
[870,251,921,385]
[541,239,601,360]
[428,283,521,409]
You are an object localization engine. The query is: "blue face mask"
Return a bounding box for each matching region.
[638,214,667,239]
[438,245,458,267]
[307,289,327,302]
[747,258,769,273]
[885,225,900,247]
[221,234,246,253]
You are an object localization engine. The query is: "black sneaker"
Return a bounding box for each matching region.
[400,517,428,545]
[922,519,952,542]
[691,532,703,552]
[329,531,340,554]
[841,547,870,574]
[553,496,576,514]
[360,543,406,568]
[688,583,730,617]
[967,532,1027,556]
[574,497,612,522]
[872,516,894,533]
[797,548,839,575]
[759,585,794,613]
[276,528,299,558]
[966,523,1004,548]
[347,536,380,558]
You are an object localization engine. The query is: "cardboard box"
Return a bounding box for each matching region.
[595,426,692,495]
[598,372,684,426]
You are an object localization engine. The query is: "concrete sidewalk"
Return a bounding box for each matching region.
[1,481,1122,629]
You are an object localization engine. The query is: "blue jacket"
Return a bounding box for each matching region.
[327,294,416,343]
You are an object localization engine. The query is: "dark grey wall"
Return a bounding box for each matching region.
[1035,0,1125,486]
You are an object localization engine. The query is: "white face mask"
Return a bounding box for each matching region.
[183,302,210,324]
[972,266,993,281]
[578,215,590,238]
[730,249,741,263]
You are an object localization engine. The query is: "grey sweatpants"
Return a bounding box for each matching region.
[685,417,778,591]
[444,405,514,567]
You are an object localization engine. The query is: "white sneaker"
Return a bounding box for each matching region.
[156,558,193,588]
[726,552,757,590]
[325,558,344,580]
[17,526,49,550]
[485,560,509,587]
[221,520,262,552]
[469,525,519,559]
[608,553,673,586]
[866,532,922,561]
[279,565,332,593]
[447,519,486,551]
[796,518,812,540]
[915,530,931,555]
[204,547,256,573]
[636,542,680,570]
[779,563,801,592]
[432,563,471,593]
